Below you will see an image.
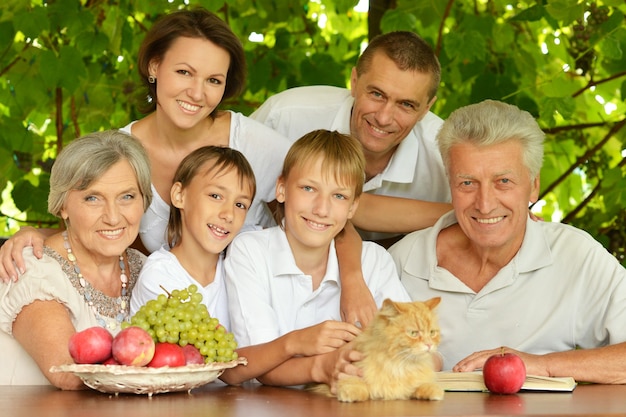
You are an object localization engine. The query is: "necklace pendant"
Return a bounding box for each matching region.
[67,253,76,262]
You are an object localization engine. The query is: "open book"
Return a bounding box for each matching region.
[436,371,577,392]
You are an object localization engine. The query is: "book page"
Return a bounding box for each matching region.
[436,371,577,392]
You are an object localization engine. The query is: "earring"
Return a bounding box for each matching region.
[148,75,156,84]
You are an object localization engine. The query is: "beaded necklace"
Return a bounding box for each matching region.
[62,231,129,331]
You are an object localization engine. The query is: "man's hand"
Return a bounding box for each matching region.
[340,279,377,328]
[453,346,549,376]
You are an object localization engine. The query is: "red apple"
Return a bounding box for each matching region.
[68,326,113,364]
[148,342,186,368]
[111,326,155,366]
[483,351,527,394]
[182,344,205,365]
[102,356,120,365]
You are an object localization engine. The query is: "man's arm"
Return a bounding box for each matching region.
[454,344,626,384]
[351,193,451,234]
[335,222,376,327]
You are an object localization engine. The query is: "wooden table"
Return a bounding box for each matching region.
[2,382,626,417]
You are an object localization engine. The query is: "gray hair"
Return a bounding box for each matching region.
[48,130,152,217]
[437,100,544,180]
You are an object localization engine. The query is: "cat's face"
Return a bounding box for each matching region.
[378,298,441,358]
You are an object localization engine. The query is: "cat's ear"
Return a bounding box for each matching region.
[379,298,402,317]
[424,297,441,310]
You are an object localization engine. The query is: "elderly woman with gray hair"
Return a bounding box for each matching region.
[0,130,152,389]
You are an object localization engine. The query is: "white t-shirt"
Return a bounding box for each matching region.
[389,211,626,370]
[130,246,230,331]
[251,86,451,241]
[224,226,410,347]
[121,110,292,253]
[0,247,144,385]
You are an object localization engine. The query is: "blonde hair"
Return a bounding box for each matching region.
[48,130,152,217]
[274,129,365,224]
[167,146,256,248]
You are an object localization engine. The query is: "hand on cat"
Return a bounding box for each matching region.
[453,346,550,377]
[0,226,45,283]
[329,348,364,395]
[290,321,361,357]
[339,276,377,328]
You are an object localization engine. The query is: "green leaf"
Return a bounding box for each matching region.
[544,0,584,26]
[58,46,88,92]
[539,96,576,123]
[38,49,62,88]
[334,0,359,14]
[0,21,15,45]
[599,35,623,61]
[541,74,579,98]
[443,31,487,62]
[300,53,346,87]
[510,4,545,22]
[12,6,49,39]
[380,9,417,33]
[12,177,50,216]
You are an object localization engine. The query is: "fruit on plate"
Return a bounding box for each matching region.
[68,326,113,364]
[124,284,238,364]
[182,344,205,365]
[483,349,527,394]
[111,326,156,366]
[148,342,186,368]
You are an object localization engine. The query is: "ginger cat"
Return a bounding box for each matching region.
[316,297,444,402]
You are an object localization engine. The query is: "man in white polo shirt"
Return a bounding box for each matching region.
[252,31,451,247]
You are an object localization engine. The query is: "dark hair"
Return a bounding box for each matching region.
[167,146,256,247]
[137,7,246,114]
[356,31,441,101]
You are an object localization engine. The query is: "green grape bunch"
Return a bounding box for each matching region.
[122,284,238,363]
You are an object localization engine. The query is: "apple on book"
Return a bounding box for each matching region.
[482,350,527,394]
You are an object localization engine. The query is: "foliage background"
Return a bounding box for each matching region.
[0,0,625,265]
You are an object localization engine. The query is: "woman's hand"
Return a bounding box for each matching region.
[0,227,48,282]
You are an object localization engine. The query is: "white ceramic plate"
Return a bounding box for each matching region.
[50,358,247,396]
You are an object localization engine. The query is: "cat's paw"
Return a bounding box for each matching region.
[336,378,370,402]
[413,382,445,401]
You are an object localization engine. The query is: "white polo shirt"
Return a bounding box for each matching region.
[251,86,451,241]
[389,211,626,370]
[224,226,410,347]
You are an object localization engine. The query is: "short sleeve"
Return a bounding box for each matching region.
[0,248,78,334]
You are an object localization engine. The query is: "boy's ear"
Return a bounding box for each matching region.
[170,182,185,208]
[346,196,360,220]
[275,177,286,203]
